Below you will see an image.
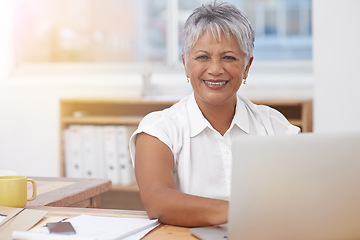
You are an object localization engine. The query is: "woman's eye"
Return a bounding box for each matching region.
[223,56,236,61]
[195,55,209,60]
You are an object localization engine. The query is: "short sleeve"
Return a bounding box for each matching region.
[129,111,174,166]
[267,106,301,134]
[252,103,300,135]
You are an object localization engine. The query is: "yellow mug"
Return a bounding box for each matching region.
[0,176,37,208]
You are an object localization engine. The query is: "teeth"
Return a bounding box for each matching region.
[204,80,227,86]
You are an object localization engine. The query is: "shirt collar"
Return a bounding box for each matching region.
[186,93,212,137]
[186,93,250,137]
[231,94,250,134]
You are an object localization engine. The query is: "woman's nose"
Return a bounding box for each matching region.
[207,59,224,76]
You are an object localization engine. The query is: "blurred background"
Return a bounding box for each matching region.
[12,0,311,63]
[0,0,359,177]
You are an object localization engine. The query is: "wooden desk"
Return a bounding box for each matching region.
[27,206,197,240]
[27,177,112,208]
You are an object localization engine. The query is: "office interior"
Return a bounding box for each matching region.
[0,0,359,210]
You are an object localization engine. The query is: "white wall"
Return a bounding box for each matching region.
[313,0,360,132]
[0,77,143,177]
[0,0,12,81]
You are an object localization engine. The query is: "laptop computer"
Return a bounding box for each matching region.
[191,131,360,240]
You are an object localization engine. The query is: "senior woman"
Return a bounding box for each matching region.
[130,2,299,227]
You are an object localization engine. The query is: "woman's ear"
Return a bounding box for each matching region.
[243,56,254,79]
[182,54,189,78]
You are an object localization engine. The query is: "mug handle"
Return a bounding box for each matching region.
[27,178,37,201]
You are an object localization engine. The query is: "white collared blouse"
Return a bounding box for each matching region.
[129,93,300,201]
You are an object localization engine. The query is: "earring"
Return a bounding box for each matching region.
[243,78,247,84]
[187,77,190,83]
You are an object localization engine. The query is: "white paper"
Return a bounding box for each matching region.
[13,215,159,240]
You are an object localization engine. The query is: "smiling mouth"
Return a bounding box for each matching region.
[203,80,229,86]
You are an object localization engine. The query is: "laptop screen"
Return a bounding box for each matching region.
[228,132,360,240]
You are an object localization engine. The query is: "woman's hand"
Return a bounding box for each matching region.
[134,132,229,227]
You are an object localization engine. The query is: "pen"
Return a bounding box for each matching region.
[56,218,68,222]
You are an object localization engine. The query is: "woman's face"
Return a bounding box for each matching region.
[183,31,253,107]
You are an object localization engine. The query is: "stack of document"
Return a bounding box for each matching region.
[64,125,137,185]
[13,214,159,240]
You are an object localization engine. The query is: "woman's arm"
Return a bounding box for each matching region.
[134,132,229,227]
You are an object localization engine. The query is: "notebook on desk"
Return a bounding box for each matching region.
[191,131,360,240]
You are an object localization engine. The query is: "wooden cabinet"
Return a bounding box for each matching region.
[60,98,176,191]
[59,97,312,191]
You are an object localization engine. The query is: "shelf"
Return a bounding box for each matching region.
[62,116,143,125]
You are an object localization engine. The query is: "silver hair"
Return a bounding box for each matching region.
[181,2,255,65]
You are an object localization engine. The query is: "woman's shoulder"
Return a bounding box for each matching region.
[131,95,190,155]
[237,94,300,134]
[139,95,190,128]
[238,94,284,118]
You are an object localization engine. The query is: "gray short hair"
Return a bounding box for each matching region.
[181,2,255,65]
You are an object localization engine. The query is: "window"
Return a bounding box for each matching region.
[241,0,312,60]
[13,0,312,68]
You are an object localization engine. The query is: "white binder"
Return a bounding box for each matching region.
[102,126,120,185]
[82,125,105,179]
[64,125,84,178]
[116,126,136,185]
